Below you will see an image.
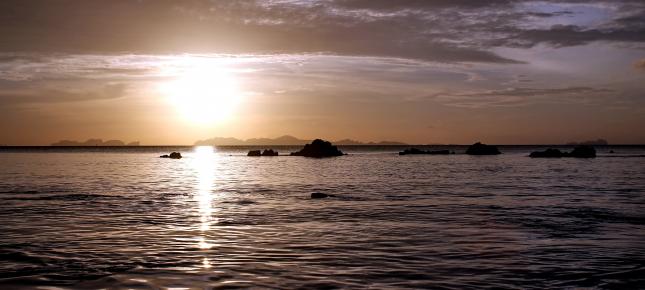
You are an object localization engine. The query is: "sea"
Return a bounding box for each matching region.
[0,145,644,289]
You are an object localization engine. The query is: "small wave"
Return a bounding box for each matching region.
[563,207,645,226]
[6,193,112,201]
[221,199,257,205]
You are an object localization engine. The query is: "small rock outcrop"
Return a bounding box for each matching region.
[529,145,596,158]
[466,142,501,155]
[160,152,182,159]
[290,139,344,158]
[248,149,279,156]
[262,149,278,156]
[399,148,451,155]
[311,192,331,199]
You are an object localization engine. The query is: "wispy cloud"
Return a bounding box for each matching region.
[0,83,128,105]
[432,86,615,108]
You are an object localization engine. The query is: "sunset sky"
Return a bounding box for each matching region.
[1,0,644,145]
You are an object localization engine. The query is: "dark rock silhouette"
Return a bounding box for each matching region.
[290,139,344,158]
[466,142,501,155]
[160,152,182,159]
[311,192,332,199]
[529,148,564,158]
[530,146,596,158]
[399,148,451,155]
[569,145,596,158]
[248,149,279,156]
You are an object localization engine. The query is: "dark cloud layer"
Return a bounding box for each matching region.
[0,0,643,63]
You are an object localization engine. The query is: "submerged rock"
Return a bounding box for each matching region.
[160,152,182,159]
[399,148,451,155]
[466,142,501,155]
[529,145,596,158]
[290,139,344,158]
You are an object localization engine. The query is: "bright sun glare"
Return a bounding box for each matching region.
[159,63,242,125]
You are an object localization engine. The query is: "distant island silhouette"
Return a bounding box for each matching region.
[51,139,140,146]
[194,135,407,146]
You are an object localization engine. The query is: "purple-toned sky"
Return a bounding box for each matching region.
[1,0,644,145]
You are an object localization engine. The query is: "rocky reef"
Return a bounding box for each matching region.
[530,145,596,158]
[290,139,344,158]
[160,152,182,159]
[466,142,501,155]
[248,149,279,156]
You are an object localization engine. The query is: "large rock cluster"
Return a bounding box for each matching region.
[290,139,344,158]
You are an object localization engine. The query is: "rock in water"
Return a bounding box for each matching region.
[262,149,278,156]
[529,146,596,158]
[290,139,344,158]
[160,152,182,159]
[248,149,279,156]
[529,148,564,158]
[569,145,596,158]
[466,142,501,155]
[311,192,329,199]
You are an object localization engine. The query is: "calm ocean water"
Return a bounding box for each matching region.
[0,145,644,289]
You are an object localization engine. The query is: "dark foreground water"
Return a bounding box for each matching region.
[0,146,644,289]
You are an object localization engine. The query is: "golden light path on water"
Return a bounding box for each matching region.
[192,146,217,268]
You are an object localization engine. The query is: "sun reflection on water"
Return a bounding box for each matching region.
[192,146,217,254]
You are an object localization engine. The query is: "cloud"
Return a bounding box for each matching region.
[509,24,645,48]
[432,86,614,108]
[330,0,513,10]
[9,0,644,63]
[0,1,643,65]
[0,83,128,105]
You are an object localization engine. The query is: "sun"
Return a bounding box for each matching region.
[159,64,242,125]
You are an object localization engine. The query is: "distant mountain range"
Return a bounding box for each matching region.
[194,135,407,146]
[51,139,140,146]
